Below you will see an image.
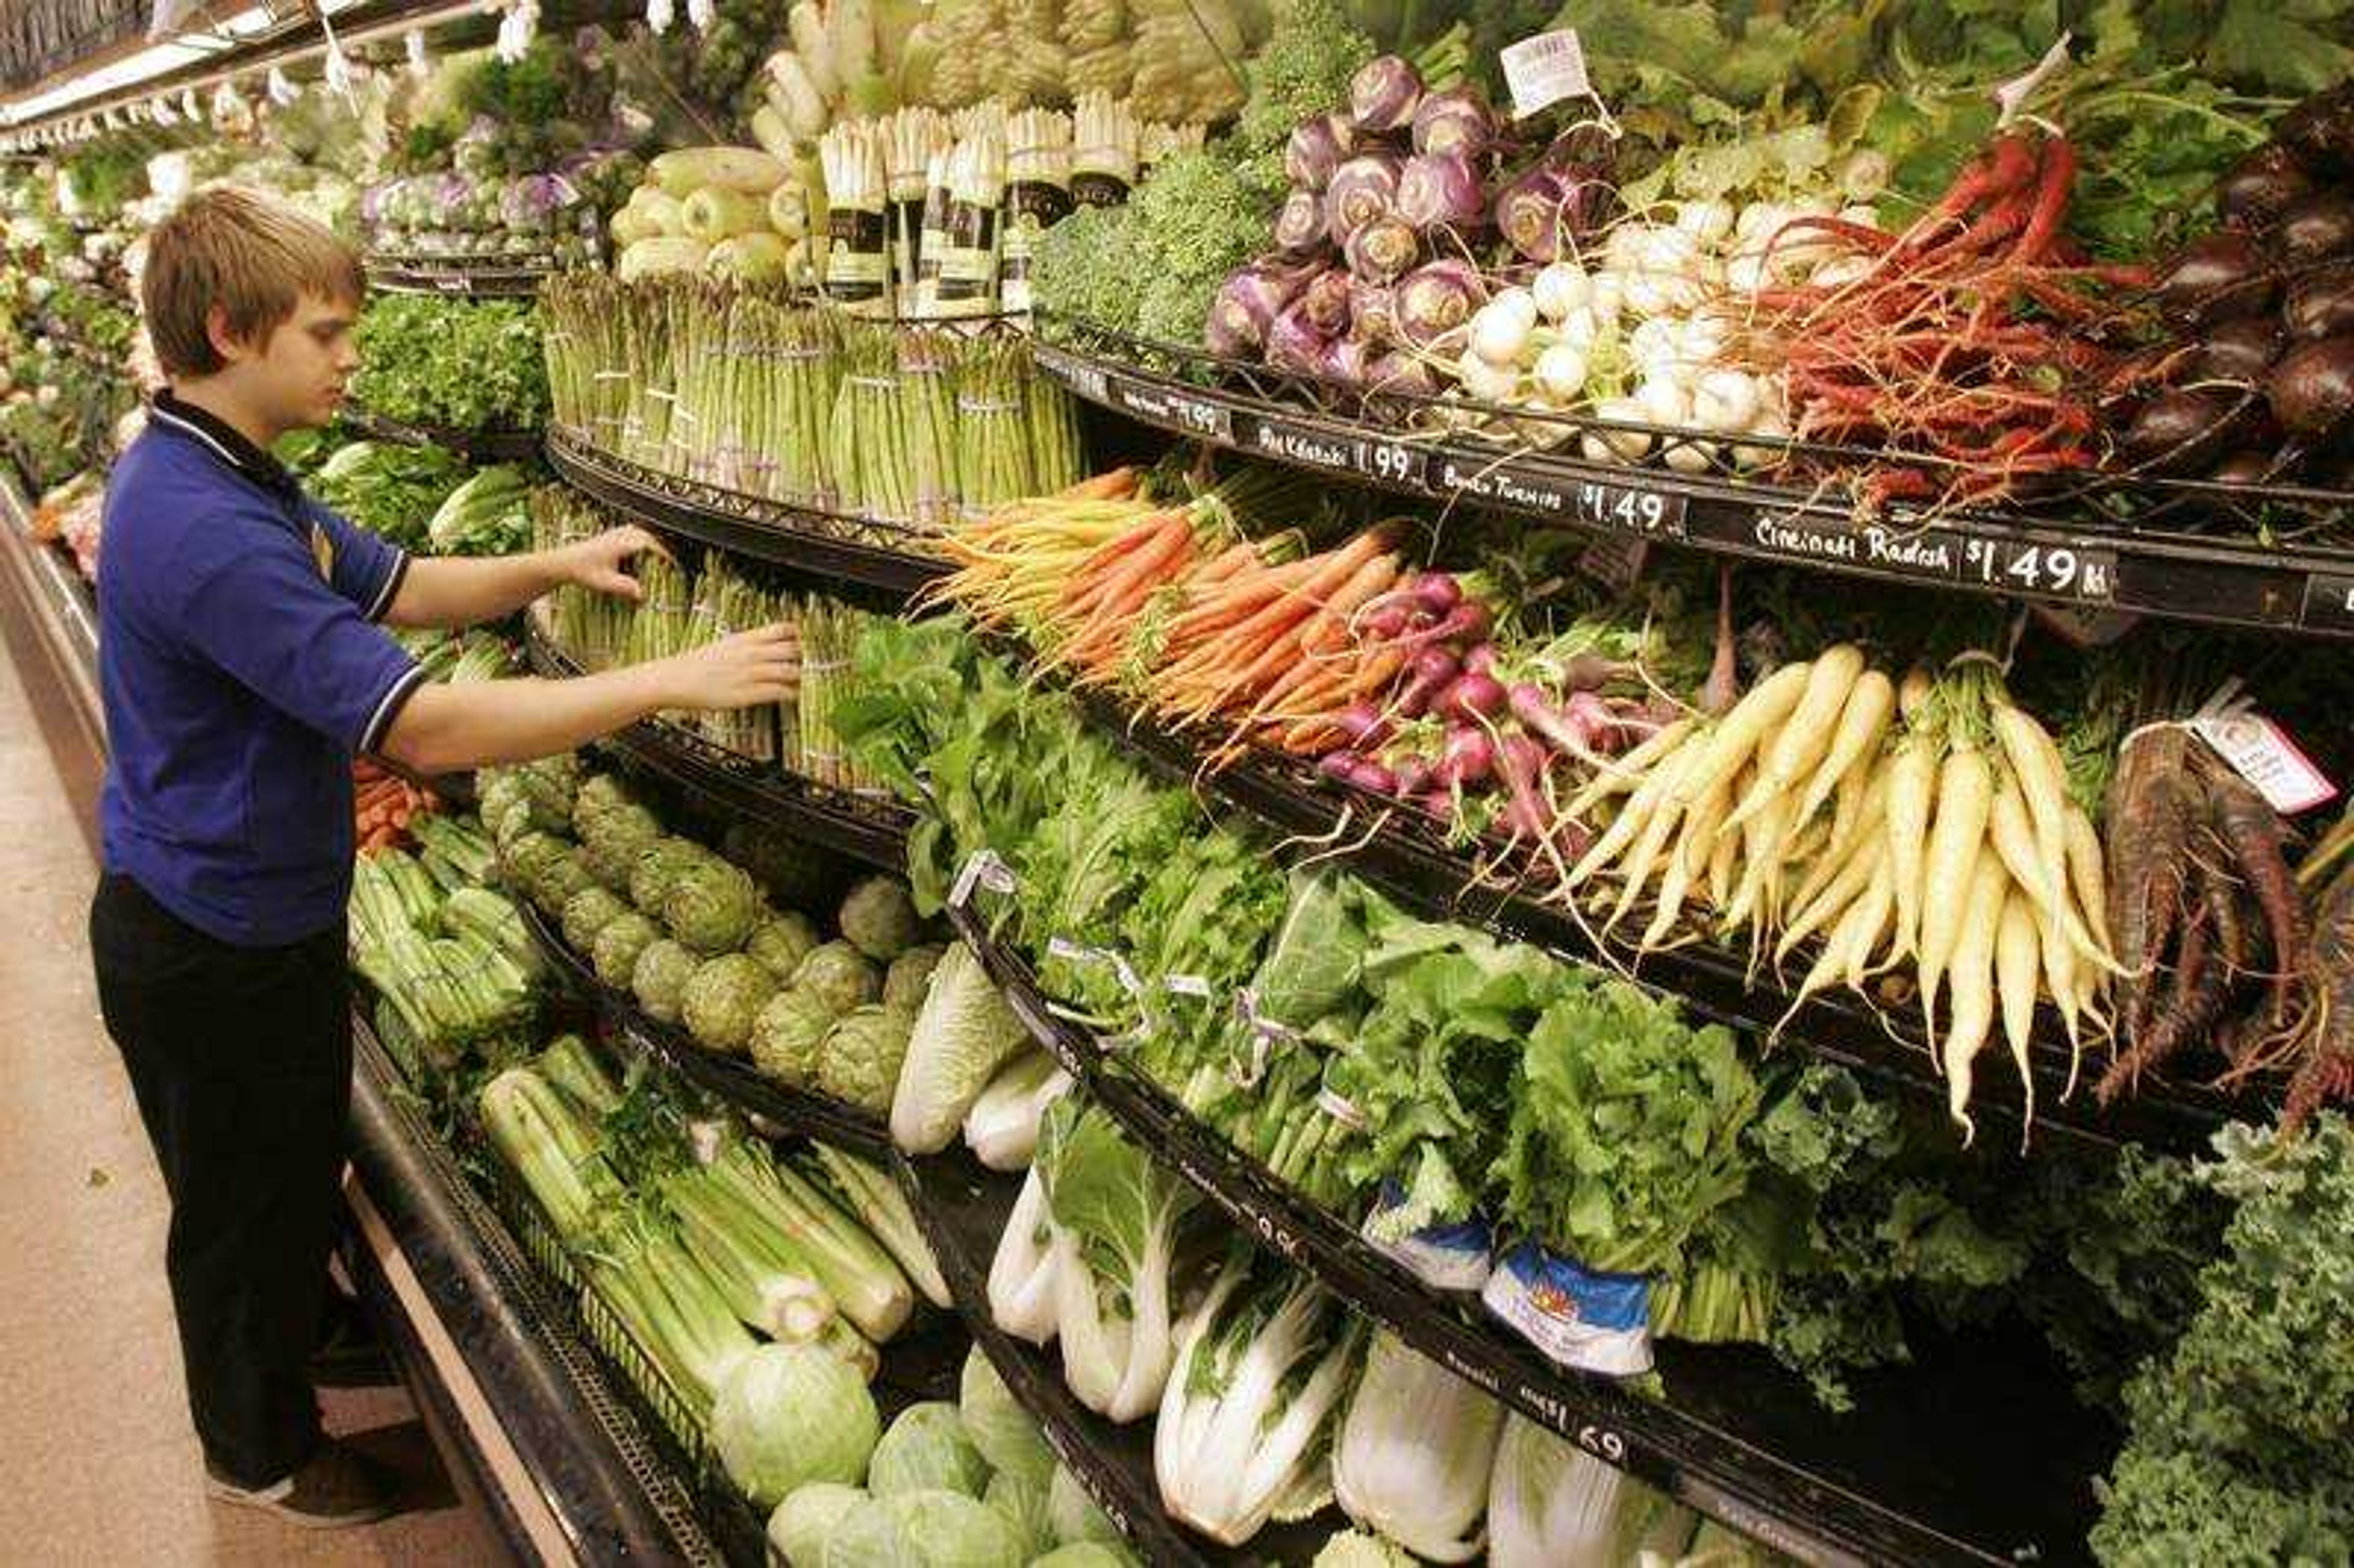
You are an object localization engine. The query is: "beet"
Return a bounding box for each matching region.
[2278,85,2354,177]
[2217,143,2315,229]
[2155,232,2276,327]
[2123,387,2244,474]
[2284,265,2354,341]
[2268,333,2354,436]
[2276,191,2354,267]
[2199,314,2285,380]
[2206,449,2275,485]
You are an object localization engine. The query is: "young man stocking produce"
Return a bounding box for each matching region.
[88,187,798,1527]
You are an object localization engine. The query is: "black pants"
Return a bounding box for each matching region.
[90,871,352,1490]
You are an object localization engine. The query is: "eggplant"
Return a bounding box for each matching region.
[2216,143,2315,229]
[2268,332,2354,436]
[2284,265,2354,341]
[2199,314,2285,380]
[2122,387,2245,474]
[2154,232,2276,327]
[2275,191,2354,267]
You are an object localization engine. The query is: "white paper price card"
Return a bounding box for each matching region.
[1501,30,1591,119]
[2192,707,2337,815]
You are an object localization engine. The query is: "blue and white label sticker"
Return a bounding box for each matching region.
[1365,1180,1494,1293]
[1480,1241,1653,1376]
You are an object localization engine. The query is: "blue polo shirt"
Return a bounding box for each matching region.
[98,392,426,946]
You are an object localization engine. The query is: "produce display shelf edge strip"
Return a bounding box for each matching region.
[943,897,2104,1568]
[543,427,952,605]
[343,404,545,465]
[1026,329,2354,642]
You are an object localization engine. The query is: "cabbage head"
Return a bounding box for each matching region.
[958,1344,1053,1482]
[580,802,662,891]
[592,911,660,990]
[498,829,570,896]
[1312,1531,1418,1568]
[571,771,643,834]
[839,876,921,961]
[748,910,823,980]
[1028,1548,1137,1568]
[561,885,630,953]
[663,857,761,955]
[750,986,836,1086]
[631,937,698,1024]
[794,941,882,1014]
[769,1482,870,1567]
[817,1005,916,1115]
[867,1401,991,1499]
[983,1467,1049,1559]
[882,944,945,1011]
[889,942,1027,1156]
[631,835,715,913]
[530,848,598,918]
[682,953,780,1054]
[821,1489,1024,1568]
[1048,1464,1123,1551]
[712,1344,880,1509]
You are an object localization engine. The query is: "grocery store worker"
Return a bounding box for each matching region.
[88,185,799,1529]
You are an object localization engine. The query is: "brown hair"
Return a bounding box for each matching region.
[140,186,365,378]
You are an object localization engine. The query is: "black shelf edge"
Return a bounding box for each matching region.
[346,405,545,465]
[1028,334,2354,642]
[896,1144,1336,1568]
[945,900,2109,1568]
[1049,679,2248,1156]
[348,1020,731,1566]
[519,897,896,1160]
[522,626,913,875]
[367,259,558,299]
[544,427,951,604]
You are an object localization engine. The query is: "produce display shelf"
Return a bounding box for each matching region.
[0,481,105,810]
[346,404,545,465]
[1030,320,2354,643]
[348,1014,739,1566]
[367,256,560,299]
[1057,682,2249,1155]
[900,1143,1341,1568]
[519,897,896,1160]
[544,426,951,606]
[945,898,2114,1568]
[524,626,913,875]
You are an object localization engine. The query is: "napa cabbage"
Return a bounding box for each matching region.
[1333,1330,1505,1562]
[889,942,1029,1155]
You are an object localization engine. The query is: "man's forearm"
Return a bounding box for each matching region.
[379,664,674,773]
[386,551,568,630]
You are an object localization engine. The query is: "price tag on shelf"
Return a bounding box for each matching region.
[1245,414,1429,489]
[2301,571,2354,633]
[1500,29,1591,118]
[1108,376,1234,443]
[1031,344,1109,403]
[1959,533,2117,602]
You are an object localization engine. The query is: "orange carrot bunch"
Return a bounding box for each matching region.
[354,756,437,855]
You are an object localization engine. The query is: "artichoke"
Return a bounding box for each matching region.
[663,857,761,956]
[529,848,597,918]
[593,910,661,989]
[561,885,630,951]
[631,937,698,1024]
[630,835,713,914]
[747,910,823,981]
[839,876,922,961]
[793,940,882,1016]
[882,943,946,1011]
[816,1004,916,1113]
[749,986,836,1086]
[517,753,581,831]
[498,828,570,894]
[571,771,644,835]
[682,953,780,1054]
[580,802,663,891]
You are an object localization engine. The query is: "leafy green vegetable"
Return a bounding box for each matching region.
[889,942,1029,1155]
[351,294,550,435]
[712,1344,880,1508]
[958,1345,1054,1483]
[868,1401,992,1499]
[311,439,470,553]
[768,1482,870,1567]
[883,944,947,1011]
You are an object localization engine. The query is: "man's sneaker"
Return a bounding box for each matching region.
[205,1441,397,1529]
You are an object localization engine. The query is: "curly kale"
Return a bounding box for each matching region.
[1034,150,1273,349]
[2090,1117,2354,1566]
[1235,0,1377,170]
